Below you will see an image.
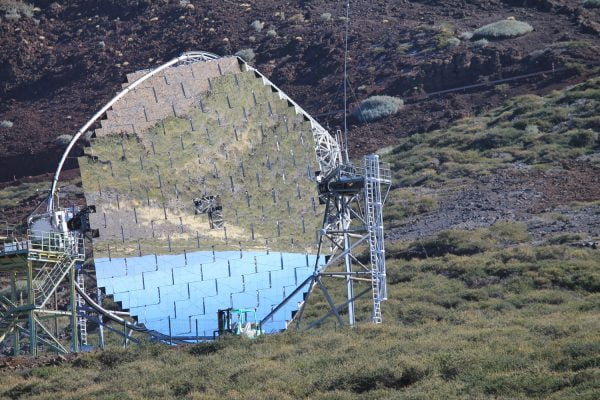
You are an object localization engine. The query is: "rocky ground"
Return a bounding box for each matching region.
[1,0,599,181]
[0,0,599,240]
[388,160,600,241]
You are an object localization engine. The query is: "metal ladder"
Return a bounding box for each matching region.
[76,269,87,346]
[364,155,388,323]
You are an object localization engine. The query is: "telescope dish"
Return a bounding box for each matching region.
[76,55,339,336]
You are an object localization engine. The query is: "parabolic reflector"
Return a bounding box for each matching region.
[78,56,336,335]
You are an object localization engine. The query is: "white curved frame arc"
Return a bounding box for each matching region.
[48,51,219,211]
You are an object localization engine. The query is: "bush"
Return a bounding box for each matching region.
[266,29,277,38]
[352,95,403,123]
[487,221,530,245]
[418,230,493,258]
[495,83,510,94]
[289,13,305,23]
[473,38,489,48]
[0,0,34,21]
[547,233,583,245]
[0,120,13,128]
[525,124,539,135]
[55,134,73,148]
[97,349,138,367]
[250,20,264,32]
[321,12,332,21]
[447,37,461,47]
[234,48,255,63]
[569,130,596,147]
[459,31,473,40]
[189,340,226,356]
[472,19,533,40]
[583,0,600,8]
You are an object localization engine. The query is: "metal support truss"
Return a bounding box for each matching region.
[261,155,391,329]
[0,222,85,355]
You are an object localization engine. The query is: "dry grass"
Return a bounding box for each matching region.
[1,229,599,399]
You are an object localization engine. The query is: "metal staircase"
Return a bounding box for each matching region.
[0,296,19,343]
[28,231,84,308]
[364,155,391,324]
[1,210,86,355]
[31,255,75,308]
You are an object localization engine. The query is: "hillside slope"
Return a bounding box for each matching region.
[0,0,599,180]
[1,75,599,400]
[384,77,600,242]
[0,230,598,399]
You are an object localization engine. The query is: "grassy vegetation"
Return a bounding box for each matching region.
[583,0,600,8]
[234,48,255,63]
[383,188,438,229]
[0,0,34,22]
[1,226,598,399]
[432,23,460,49]
[386,77,600,187]
[0,182,47,209]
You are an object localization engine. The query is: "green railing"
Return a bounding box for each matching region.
[0,222,28,255]
[27,231,85,260]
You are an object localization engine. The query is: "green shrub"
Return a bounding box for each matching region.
[468,128,521,150]
[289,13,305,23]
[170,379,194,397]
[250,20,264,32]
[495,83,510,94]
[266,29,277,38]
[473,19,533,40]
[0,120,13,128]
[583,0,600,8]
[459,31,473,40]
[473,38,489,48]
[487,221,530,245]
[55,134,73,148]
[384,191,438,229]
[0,0,33,21]
[189,340,226,356]
[3,383,39,399]
[547,233,583,245]
[321,12,332,21]
[447,37,461,47]
[352,95,403,123]
[525,124,539,135]
[234,48,256,63]
[569,130,596,147]
[97,349,139,367]
[410,230,494,259]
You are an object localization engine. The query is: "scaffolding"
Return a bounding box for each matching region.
[0,220,84,355]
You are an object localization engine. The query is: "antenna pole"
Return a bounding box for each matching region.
[343,0,350,164]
